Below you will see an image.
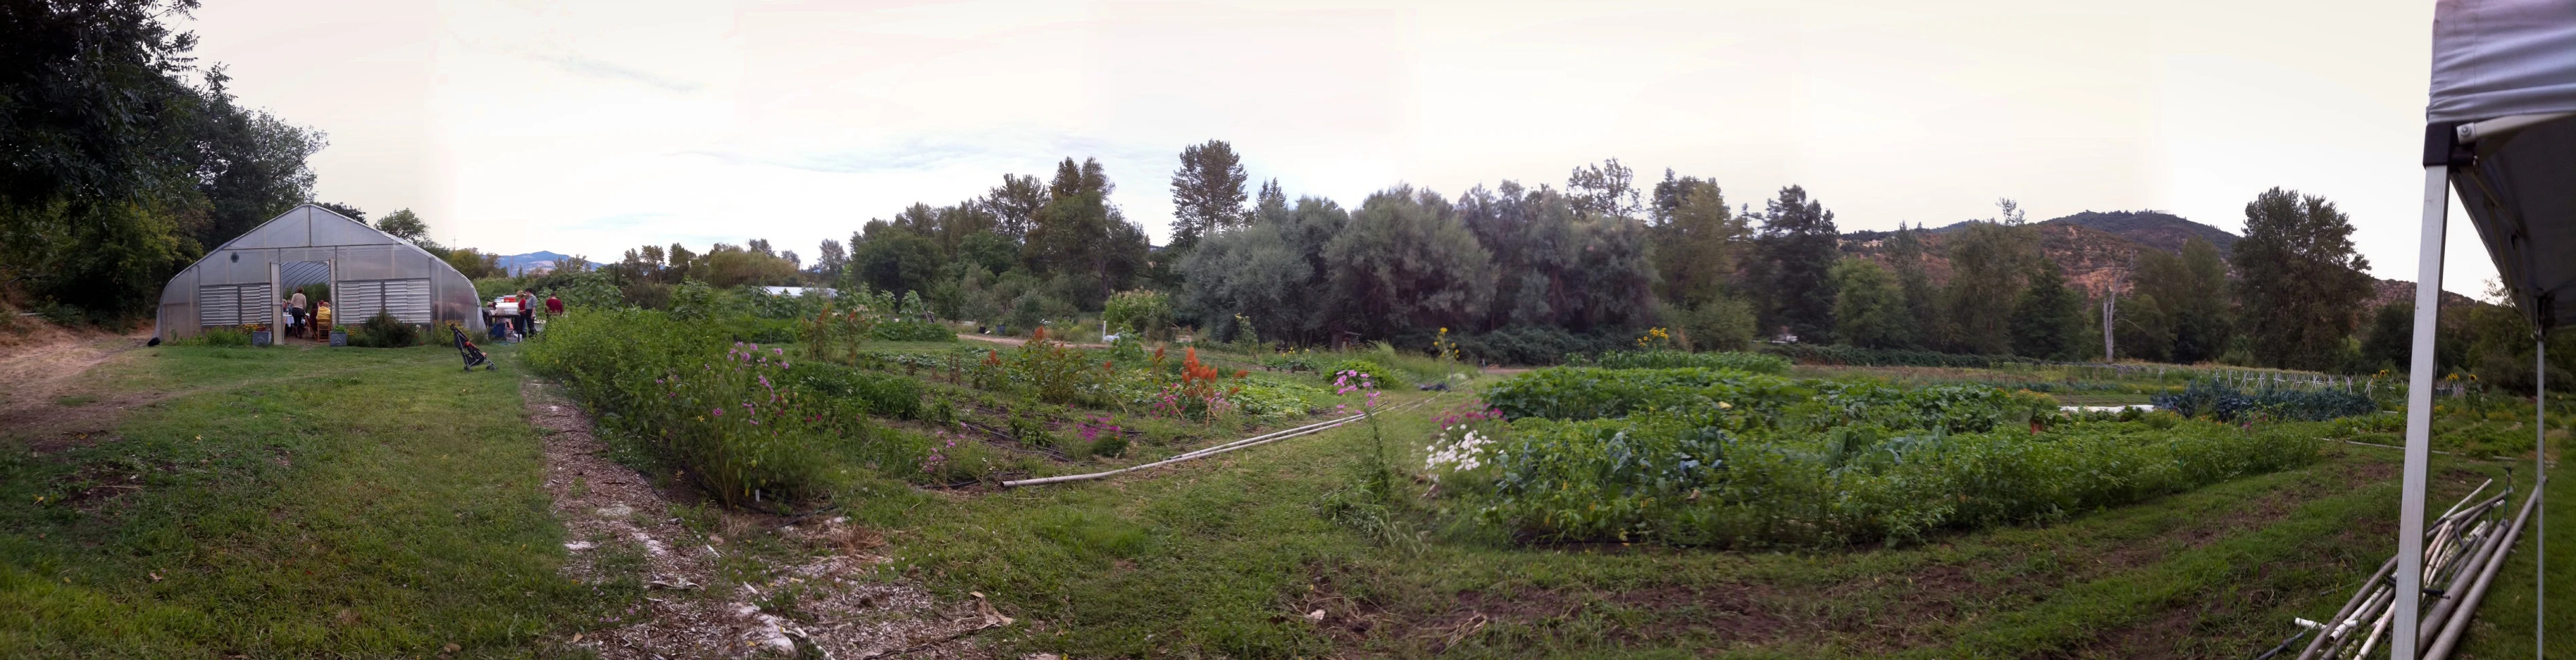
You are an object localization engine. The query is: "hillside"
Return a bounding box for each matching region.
[495,251,573,273]
[2042,210,2240,254]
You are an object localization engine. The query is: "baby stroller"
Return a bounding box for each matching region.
[453,325,495,371]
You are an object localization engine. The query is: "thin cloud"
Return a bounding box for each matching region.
[529,52,702,94]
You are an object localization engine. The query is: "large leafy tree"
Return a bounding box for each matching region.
[2125,237,2231,362]
[1459,181,1655,332]
[1024,157,1147,307]
[375,208,430,244]
[1168,139,1248,249]
[1941,201,2040,354]
[1748,186,1839,341]
[1887,223,1942,349]
[2010,258,2084,359]
[1648,173,1749,307]
[2229,188,2371,370]
[1178,195,1347,344]
[187,67,323,249]
[1831,258,1911,349]
[1323,186,1493,337]
[1,0,338,323]
[1566,158,1639,219]
[984,173,1047,240]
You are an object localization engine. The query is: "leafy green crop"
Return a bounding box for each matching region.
[1446,413,2320,547]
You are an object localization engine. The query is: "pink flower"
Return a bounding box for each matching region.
[712,408,725,417]
[773,347,784,356]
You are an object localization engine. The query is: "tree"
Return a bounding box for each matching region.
[984,173,1047,239]
[315,202,366,223]
[1831,258,1911,349]
[1567,158,1639,220]
[1177,196,1346,344]
[2356,300,2414,372]
[1942,201,2042,354]
[0,0,305,322]
[1168,139,1249,249]
[375,208,429,243]
[2127,237,2231,362]
[1323,187,1493,338]
[2010,258,2083,359]
[2110,291,2175,362]
[1749,186,1839,341]
[1024,157,1147,307]
[852,232,943,296]
[1650,177,1748,307]
[1887,224,1943,349]
[443,247,500,279]
[1255,179,1286,218]
[1460,181,1655,332]
[188,67,324,249]
[2229,188,2371,371]
[814,238,848,281]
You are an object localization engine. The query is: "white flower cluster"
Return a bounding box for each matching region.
[1423,431,1492,482]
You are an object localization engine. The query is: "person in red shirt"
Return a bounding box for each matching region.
[545,294,564,317]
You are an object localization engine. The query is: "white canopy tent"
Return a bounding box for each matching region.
[2395,1,2571,658]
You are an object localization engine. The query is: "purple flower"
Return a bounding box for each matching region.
[712,408,725,417]
[773,347,784,356]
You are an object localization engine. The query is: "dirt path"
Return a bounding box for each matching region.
[959,334,1108,349]
[523,379,1009,659]
[0,324,150,447]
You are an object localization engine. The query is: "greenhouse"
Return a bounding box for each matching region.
[152,203,485,342]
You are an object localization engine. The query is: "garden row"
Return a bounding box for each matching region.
[1421,359,2368,547]
[524,306,1399,506]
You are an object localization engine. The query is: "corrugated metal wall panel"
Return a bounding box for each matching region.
[335,278,432,324]
[387,279,432,323]
[198,284,239,326]
[194,283,273,327]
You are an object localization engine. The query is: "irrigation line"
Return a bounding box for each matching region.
[1003,394,1446,488]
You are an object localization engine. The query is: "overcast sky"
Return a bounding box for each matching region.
[183,0,2500,293]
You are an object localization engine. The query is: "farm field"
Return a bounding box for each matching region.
[0,325,2566,659]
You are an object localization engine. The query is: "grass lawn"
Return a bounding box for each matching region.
[886,385,2571,659]
[0,341,611,659]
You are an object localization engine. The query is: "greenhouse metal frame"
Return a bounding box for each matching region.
[152,203,485,341]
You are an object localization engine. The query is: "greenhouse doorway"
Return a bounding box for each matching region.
[278,260,333,343]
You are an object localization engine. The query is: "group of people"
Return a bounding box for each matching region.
[487,290,563,343]
[283,290,331,341]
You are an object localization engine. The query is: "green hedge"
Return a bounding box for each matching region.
[872,318,956,342]
[1759,344,2044,368]
[1569,350,1791,374]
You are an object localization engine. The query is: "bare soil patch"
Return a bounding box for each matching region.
[0,325,151,449]
[523,379,1005,659]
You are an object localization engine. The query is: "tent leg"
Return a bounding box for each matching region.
[2539,337,2547,659]
[2396,164,2451,660]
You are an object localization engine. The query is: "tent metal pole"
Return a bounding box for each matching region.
[2538,336,2546,660]
[2396,164,2452,660]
